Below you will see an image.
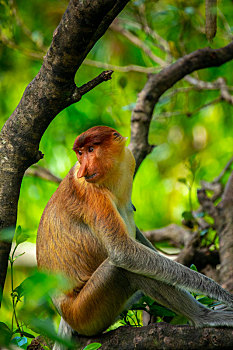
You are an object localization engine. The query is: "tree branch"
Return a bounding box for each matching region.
[144,224,191,248]
[110,22,167,67]
[28,323,233,350]
[129,42,233,172]
[71,323,233,349]
[25,165,62,184]
[71,70,113,103]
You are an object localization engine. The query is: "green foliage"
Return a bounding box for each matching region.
[0,322,12,347]
[0,227,72,349]
[1,0,233,342]
[120,295,186,326]
[83,343,102,350]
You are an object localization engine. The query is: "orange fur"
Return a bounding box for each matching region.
[37,126,136,334]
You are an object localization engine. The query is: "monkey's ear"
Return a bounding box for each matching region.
[112,132,127,145]
[131,202,136,212]
[112,131,122,140]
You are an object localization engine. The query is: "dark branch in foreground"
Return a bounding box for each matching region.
[29,323,233,350]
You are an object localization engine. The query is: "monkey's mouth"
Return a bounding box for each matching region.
[85,173,97,181]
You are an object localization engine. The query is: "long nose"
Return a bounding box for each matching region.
[77,158,88,178]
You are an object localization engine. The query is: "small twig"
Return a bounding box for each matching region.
[188,96,221,117]
[25,165,62,183]
[110,22,167,67]
[132,5,171,55]
[218,8,233,40]
[199,155,233,202]
[84,59,158,74]
[79,70,113,94]
[213,156,233,183]
[0,33,43,60]
[185,76,233,105]
[156,111,184,119]
[9,0,47,51]
[217,78,233,105]
[71,70,114,103]
[185,76,221,90]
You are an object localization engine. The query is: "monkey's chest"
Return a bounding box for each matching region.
[58,229,108,288]
[38,216,108,290]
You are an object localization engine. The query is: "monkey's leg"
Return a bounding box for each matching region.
[58,260,233,340]
[130,274,233,327]
[60,259,136,336]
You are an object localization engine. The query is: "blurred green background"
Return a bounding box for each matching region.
[1,0,233,336]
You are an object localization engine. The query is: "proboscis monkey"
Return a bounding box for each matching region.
[37,126,233,343]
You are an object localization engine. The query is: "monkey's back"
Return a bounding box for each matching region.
[36,165,108,291]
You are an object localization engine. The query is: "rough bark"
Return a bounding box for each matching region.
[198,170,233,293]
[176,232,219,271]
[217,171,233,293]
[0,0,130,303]
[129,42,233,173]
[29,323,233,350]
[144,224,191,247]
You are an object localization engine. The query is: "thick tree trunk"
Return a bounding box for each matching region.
[0,0,130,304]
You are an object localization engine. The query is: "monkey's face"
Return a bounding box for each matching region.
[73,126,127,184]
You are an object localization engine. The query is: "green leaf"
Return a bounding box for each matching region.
[190,264,198,271]
[178,177,187,185]
[149,304,175,317]
[13,329,35,339]
[14,283,24,299]
[83,343,102,350]
[29,319,74,347]
[0,322,13,346]
[197,296,215,305]
[170,315,189,325]
[182,211,193,221]
[15,252,26,258]
[141,295,155,306]
[187,154,200,174]
[16,226,30,246]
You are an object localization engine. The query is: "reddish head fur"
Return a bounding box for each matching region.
[72,126,126,184]
[73,126,123,151]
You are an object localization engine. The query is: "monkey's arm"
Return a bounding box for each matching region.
[116,236,233,306]
[92,196,233,307]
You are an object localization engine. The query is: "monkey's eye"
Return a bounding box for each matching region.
[88,146,94,153]
[77,150,82,156]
